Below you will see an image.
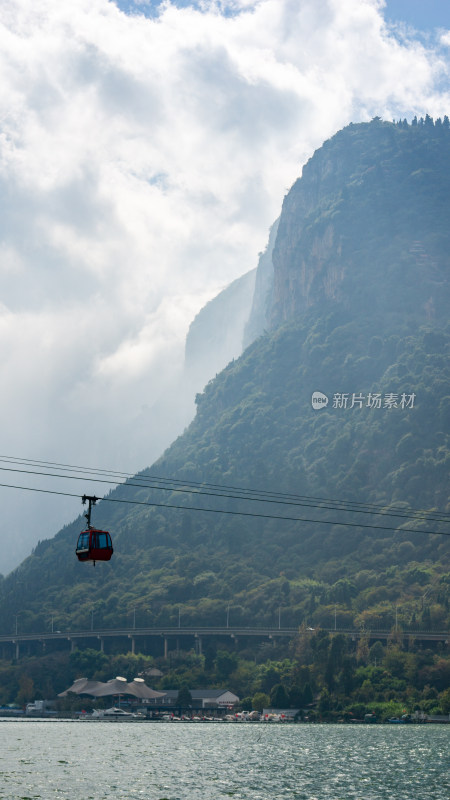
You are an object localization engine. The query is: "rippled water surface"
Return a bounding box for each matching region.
[0,720,449,800]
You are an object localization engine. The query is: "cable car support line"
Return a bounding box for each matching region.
[1,454,450,522]
[0,480,448,538]
[0,464,448,526]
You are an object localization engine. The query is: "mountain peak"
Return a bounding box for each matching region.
[270,118,450,328]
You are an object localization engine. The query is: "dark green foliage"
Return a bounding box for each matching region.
[176,683,192,706]
[270,683,290,708]
[214,650,238,681]
[69,648,109,677]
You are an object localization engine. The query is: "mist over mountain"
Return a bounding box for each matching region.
[185,268,256,391]
[243,218,278,348]
[1,118,449,641]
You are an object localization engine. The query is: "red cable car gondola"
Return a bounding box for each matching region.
[76,527,113,563]
[76,495,113,565]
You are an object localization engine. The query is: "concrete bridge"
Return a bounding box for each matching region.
[0,625,448,660]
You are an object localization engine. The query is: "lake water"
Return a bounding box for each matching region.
[0,719,449,800]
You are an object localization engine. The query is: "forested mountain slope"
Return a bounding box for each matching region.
[0,118,449,639]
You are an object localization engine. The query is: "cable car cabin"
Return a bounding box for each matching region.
[76,528,113,563]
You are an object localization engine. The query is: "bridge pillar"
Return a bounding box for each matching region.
[99,637,104,653]
[68,638,75,652]
[130,636,135,655]
[164,637,168,660]
[15,641,19,660]
[195,635,202,656]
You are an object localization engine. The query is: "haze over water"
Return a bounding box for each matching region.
[1,720,449,800]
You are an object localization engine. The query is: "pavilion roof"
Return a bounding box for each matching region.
[58,676,165,699]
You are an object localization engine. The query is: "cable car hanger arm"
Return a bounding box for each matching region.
[82,494,99,528]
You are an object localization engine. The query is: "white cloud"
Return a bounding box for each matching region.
[0,0,449,572]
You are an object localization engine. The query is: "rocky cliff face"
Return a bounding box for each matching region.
[185,119,450,392]
[269,119,450,328]
[184,118,450,410]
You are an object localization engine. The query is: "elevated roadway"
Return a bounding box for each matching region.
[0,625,448,660]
